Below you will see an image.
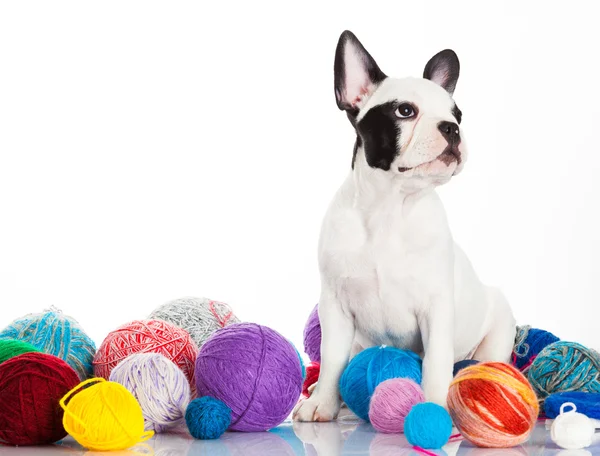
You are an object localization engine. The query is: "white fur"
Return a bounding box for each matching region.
[294,48,516,422]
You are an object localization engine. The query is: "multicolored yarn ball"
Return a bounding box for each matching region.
[0,338,41,364]
[512,325,560,373]
[404,402,453,450]
[368,378,425,434]
[303,304,321,362]
[195,322,303,432]
[339,346,422,421]
[148,297,239,349]
[448,362,539,448]
[454,359,480,377]
[186,396,232,440]
[528,341,600,402]
[0,352,80,445]
[60,378,154,451]
[545,391,600,419]
[0,308,96,380]
[93,319,199,391]
[302,361,320,397]
[109,353,191,433]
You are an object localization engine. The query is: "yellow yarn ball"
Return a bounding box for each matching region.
[60,378,154,451]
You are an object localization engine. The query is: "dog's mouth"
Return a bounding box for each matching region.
[398,146,461,173]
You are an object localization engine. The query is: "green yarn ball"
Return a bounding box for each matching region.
[0,338,41,364]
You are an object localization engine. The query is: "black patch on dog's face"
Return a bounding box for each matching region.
[452,104,462,124]
[356,102,400,171]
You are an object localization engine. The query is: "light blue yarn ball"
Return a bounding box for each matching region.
[405,402,452,450]
[186,396,232,440]
[0,309,96,380]
[339,346,422,421]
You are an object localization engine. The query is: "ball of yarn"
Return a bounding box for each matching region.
[545,391,600,419]
[405,402,452,450]
[60,378,154,451]
[512,325,560,372]
[303,304,321,362]
[453,359,479,377]
[528,341,600,402]
[448,362,539,448]
[93,319,199,391]
[148,297,240,349]
[186,396,232,440]
[551,402,595,450]
[195,322,303,431]
[302,361,320,397]
[339,346,422,421]
[0,308,96,380]
[0,352,80,445]
[369,378,425,434]
[0,338,41,364]
[109,353,191,433]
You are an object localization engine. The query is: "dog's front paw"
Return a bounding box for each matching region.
[293,394,340,422]
[422,379,450,410]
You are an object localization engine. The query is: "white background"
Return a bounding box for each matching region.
[1,1,599,354]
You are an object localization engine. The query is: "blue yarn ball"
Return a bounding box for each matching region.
[453,359,479,377]
[291,343,306,379]
[528,341,600,401]
[0,309,96,380]
[512,325,559,371]
[186,396,232,439]
[405,402,452,450]
[339,346,422,421]
[545,392,600,419]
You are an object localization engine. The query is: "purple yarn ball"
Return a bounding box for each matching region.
[303,304,321,362]
[195,322,303,432]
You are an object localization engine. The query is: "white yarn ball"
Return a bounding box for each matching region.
[148,296,240,348]
[551,403,595,450]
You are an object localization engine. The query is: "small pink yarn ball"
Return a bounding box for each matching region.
[368,378,425,434]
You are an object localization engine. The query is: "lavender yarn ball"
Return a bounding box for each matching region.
[195,322,303,432]
[109,352,191,433]
[303,304,321,362]
[148,297,240,348]
[369,378,425,433]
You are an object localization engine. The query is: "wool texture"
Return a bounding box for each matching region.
[369,378,425,434]
[186,396,232,440]
[93,319,198,393]
[404,402,453,450]
[148,297,239,348]
[448,362,539,448]
[109,353,191,433]
[453,359,479,377]
[302,361,320,397]
[0,338,41,364]
[512,325,560,373]
[545,391,600,419]
[0,352,80,445]
[339,346,422,421]
[0,308,96,380]
[550,402,595,450]
[303,304,321,362]
[195,322,303,432]
[60,378,154,451]
[528,341,600,402]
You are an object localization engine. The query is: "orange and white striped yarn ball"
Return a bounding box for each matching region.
[448,361,539,448]
[93,320,198,390]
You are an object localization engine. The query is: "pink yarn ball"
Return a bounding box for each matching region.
[369,378,425,434]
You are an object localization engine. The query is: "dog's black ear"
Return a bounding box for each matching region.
[334,31,386,112]
[423,49,460,95]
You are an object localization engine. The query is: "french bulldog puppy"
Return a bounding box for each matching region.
[293,31,516,422]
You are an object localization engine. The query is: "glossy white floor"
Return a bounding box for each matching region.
[1,417,598,456]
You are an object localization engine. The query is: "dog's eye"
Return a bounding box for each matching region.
[395,103,415,119]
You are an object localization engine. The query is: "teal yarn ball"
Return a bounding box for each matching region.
[186,396,232,439]
[528,341,600,401]
[339,346,422,421]
[405,402,452,450]
[0,308,96,380]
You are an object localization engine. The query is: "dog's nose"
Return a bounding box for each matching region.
[438,121,460,143]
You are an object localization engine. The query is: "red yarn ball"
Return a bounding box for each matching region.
[93,319,199,390]
[0,352,80,445]
[302,361,320,397]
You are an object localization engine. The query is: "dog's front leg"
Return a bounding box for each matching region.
[293,287,354,422]
[419,292,455,409]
